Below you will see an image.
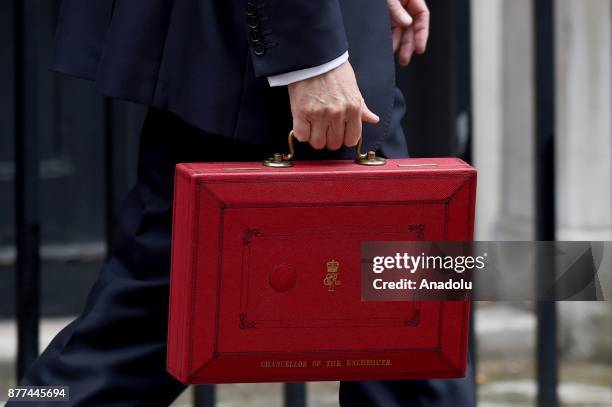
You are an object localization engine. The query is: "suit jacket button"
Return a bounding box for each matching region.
[253,42,265,56]
[246,3,257,15]
[247,15,259,29]
[249,29,263,42]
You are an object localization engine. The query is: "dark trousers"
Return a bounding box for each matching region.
[11,108,475,406]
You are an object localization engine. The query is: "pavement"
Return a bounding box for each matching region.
[0,305,610,406]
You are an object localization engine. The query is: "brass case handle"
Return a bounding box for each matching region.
[262,131,386,168]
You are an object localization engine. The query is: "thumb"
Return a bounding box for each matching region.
[361,102,380,124]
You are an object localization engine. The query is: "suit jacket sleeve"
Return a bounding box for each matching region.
[245,0,349,78]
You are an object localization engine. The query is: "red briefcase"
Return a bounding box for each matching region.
[167,135,477,384]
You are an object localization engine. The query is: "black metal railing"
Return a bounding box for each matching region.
[14,0,40,382]
[533,1,559,406]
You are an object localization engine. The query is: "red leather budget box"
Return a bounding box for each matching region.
[167,156,476,384]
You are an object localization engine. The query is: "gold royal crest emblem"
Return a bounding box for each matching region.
[323,259,341,291]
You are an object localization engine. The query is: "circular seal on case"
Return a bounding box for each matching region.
[269,264,296,293]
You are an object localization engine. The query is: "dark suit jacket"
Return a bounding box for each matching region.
[53,0,405,154]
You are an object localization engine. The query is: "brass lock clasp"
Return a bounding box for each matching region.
[262,152,294,168]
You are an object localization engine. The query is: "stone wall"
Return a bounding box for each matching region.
[472,0,611,361]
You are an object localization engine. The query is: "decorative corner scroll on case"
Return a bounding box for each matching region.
[407,224,425,241]
[403,309,421,327]
[239,313,257,329]
[243,228,260,246]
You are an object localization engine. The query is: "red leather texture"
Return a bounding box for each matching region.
[167,158,477,384]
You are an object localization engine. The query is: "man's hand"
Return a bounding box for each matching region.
[387,0,430,65]
[287,61,379,150]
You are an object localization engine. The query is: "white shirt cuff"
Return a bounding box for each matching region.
[267,51,349,87]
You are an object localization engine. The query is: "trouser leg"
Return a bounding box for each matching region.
[8,108,269,406]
